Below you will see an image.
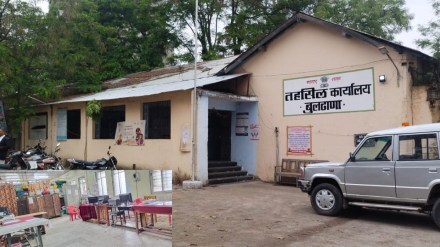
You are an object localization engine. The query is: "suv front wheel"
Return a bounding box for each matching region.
[310,183,343,216]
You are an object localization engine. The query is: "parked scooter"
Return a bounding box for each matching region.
[68,146,117,170]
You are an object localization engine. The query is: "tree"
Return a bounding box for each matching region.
[314,0,412,41]
[0,0,59,133]
[417,0,440,59]
[95,0,178,79]
[222,0,312,55]
[172,0,226,61]
[174,0,412,60]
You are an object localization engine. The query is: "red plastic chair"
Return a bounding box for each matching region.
[134,198,143,205]
[66,206,79,221]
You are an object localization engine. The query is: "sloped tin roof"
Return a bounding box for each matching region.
[50,56,246,104]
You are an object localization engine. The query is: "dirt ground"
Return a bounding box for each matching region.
[173,180,440,247]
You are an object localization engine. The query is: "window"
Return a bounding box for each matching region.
[152,170,172,192]
[143,101,171,139]
[113,170,127,196]
[79,177,87,196]
[96,171,107,196]
[67,109,81,139]
[354,136,392,161]
[399,134,439,160]
[29,112,47,140]
[95,105,125,139]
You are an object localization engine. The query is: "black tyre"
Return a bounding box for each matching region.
[431,198,440,229]
[310,183,343,216]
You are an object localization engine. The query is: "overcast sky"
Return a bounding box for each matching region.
[396,0,435,55]
[35,0,436,56]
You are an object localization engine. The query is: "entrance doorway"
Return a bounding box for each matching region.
[208,110,231,161]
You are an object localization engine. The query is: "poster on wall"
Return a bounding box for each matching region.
[115,120,146,146]
[56,109,67,141]
[29,113,47,140]
[235,112,249,136]
[283,68,374,116]
[287,126,312,155]
[0,101,7,131]
[250,124,259,140]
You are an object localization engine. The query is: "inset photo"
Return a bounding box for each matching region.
[0,170,172,247]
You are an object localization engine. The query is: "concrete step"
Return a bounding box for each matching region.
[208,166,242,173]
[208,175,254,185]
[208,161,237,168]
[208,171,248,179]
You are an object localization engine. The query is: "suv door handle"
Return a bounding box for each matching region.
[382,168,391,172]
[429,168,438,173]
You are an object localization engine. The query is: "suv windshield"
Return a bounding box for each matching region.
[354,136,392,161]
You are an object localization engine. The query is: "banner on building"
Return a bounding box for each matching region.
[287,126,312,155]
[283,68,375,116]
[115,120,146,146]
[56,109,67,141]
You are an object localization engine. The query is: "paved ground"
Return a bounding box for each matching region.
[173,181,440,247]
[43,215,171,247]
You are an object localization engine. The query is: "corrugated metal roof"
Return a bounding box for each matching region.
[50,56,247,104]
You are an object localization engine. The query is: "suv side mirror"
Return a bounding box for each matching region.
[349,152,355,162]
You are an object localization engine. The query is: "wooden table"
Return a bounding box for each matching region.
[15,212,47,219]
[132,200,172,234]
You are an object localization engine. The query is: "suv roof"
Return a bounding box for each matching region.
[367,123,440,136]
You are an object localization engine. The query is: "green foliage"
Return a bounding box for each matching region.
[86,100,102,120]
[417,0,440,59]
[314,0,412,41]
[174,0,412,59]
[0,0,60,133]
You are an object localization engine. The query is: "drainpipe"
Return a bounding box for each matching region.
[275,127,279,167]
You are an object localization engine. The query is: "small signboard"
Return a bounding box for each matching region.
[235,112,249,136]
[250,124,259,140]
[287,126,312,155]
[354,133,368,147]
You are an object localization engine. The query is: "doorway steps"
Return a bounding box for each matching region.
[208,161,254,185]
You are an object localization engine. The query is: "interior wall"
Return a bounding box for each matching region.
[58,170,171,203]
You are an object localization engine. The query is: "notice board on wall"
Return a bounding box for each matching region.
[287,126,312,155]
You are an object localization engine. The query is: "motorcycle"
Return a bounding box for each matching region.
[23,139,46,157]
[43,143,63,170]
[25,143,63,170]
[68,146,117,170]
[0,151,30,170]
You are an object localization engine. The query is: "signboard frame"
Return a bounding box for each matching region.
[281,67,376,117]
[287,126,313,156]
